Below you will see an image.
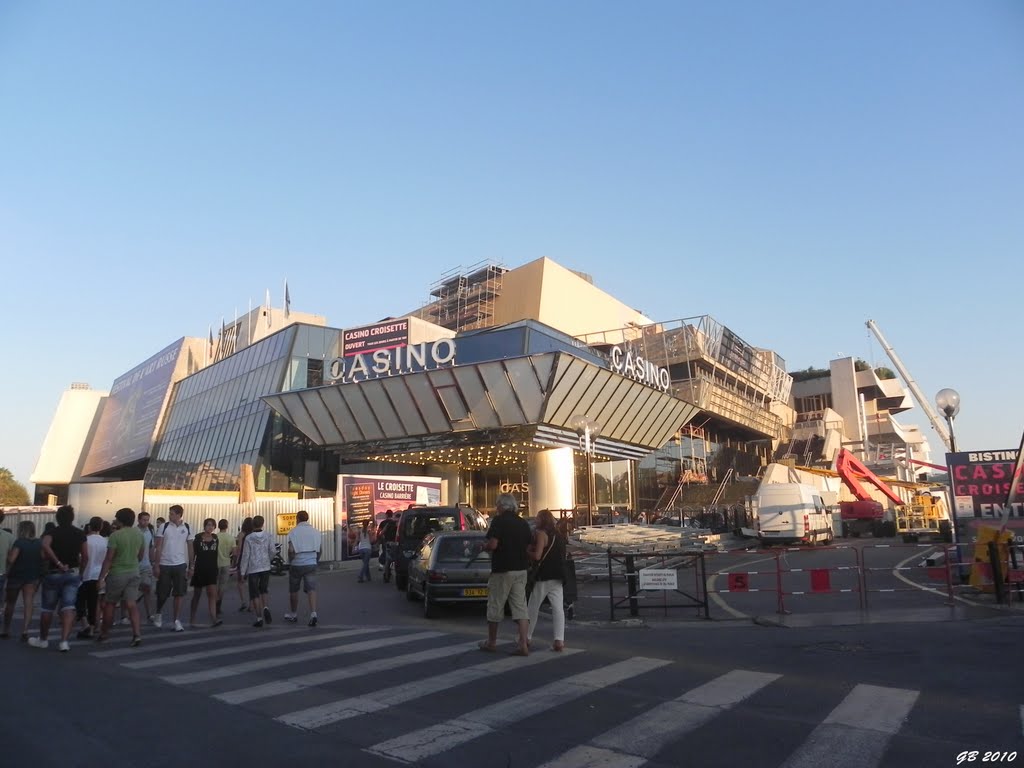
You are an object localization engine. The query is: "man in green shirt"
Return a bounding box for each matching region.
[97,507,145,647]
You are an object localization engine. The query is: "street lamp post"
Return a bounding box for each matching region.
[935,387,960,453]
[570,415,601,527]
[935,388,962,574]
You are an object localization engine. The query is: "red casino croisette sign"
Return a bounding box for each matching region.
[946,449,1024,543]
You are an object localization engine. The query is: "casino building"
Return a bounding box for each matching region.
[31,257,794,527]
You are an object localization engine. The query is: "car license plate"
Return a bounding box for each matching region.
[462,588,487,597]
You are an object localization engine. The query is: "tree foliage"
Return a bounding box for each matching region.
[874,367,897,380]
[790,366,830,382]
[0,467,30,505]
[854,359,871,372]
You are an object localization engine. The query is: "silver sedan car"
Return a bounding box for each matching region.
[406,531,491,618]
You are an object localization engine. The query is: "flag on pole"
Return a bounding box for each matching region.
[284,279,291,318]
[265,288,272,328]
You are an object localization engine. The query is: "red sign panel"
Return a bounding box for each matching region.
[727,573,749,592]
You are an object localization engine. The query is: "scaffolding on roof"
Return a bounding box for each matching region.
[427,261,507,332]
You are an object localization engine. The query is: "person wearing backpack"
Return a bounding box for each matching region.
[152,505,194,632]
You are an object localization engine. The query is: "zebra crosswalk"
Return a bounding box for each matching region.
[82,623,1021,768]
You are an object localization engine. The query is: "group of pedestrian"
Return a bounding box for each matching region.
[0,505,145,651]
[1,503,323,649]
[479,494,567,656]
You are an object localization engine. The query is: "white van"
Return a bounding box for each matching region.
[755,483,834,546]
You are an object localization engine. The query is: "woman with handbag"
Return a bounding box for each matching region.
[525,509,566,652]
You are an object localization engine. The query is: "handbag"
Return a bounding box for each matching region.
[526,531,556,598]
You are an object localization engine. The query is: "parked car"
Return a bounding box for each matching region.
[393,504,488,591]
[406,531,491,618]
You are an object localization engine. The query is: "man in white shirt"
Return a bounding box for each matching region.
[284,510,321,627]
[152,505,194,632]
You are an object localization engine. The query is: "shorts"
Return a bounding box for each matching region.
[247,571,270,601]
[486,570,528,623]
[5,577,35,593]
[104,572,141,604]
[157,564,188,598]
[41,572,82,614]
[288,564,318,594]
[138,566,154,590]
[217,566,231,592]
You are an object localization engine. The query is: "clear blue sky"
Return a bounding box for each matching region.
[2,2,1022,490]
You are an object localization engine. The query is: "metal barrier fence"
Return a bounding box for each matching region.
[0,509,61,540]
[706,546,863,615]
[858,543,949,609]
[706,548,785,613]
[144,498,338,562]
[919,541,1024,605]
[605,548,709,621]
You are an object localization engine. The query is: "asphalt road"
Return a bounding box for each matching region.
[2,559,1022,768]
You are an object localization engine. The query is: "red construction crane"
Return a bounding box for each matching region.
[835,449,905,505]
[834,449,904,537]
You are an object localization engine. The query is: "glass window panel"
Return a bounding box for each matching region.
[320,386,360,441]
[604,382,650,439]
[476,362,525,426]
[503,358,544,422]
[342,386,384,440]
[435,385,468,423]
[450,368,497,428]
[302,392,341,444]
[227,416,246,456]
[379,377,427,435]
[361,380,404,437]
[403,375,450,433]
[620,387,661,444]
[549,362,600,426]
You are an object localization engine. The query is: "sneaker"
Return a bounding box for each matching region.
[28,637,48,649]
[130,636,142,648]
[308,613,318,627]
[173,620,185,633]
[119,617,130,626]
[253,618,264,628]
[284,613,298,623]
[263,606,272,624]
[151,615,163,629]
[59,640,70,653]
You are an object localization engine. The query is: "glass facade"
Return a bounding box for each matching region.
[145,325,344,493]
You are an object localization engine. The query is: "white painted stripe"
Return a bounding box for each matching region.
[538,669,779,768]
[162,630,445,685]
[90,626,249,658]
[121,627,383,669]
[781,684,919,768]
[364,657,670,763]
[216,641,481,704]
[539,747,646,768]
[278,647,583,730]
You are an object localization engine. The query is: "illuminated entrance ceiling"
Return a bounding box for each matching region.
[263,351,700,465]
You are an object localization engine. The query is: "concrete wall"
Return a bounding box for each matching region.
[30,385,107,485]
[68,480,145,518]
[494,257,652,338]
[829,357,862,449]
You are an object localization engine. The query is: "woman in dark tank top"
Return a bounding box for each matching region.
[525,509,567,652]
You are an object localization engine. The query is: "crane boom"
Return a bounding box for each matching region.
[865,319,952,451]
